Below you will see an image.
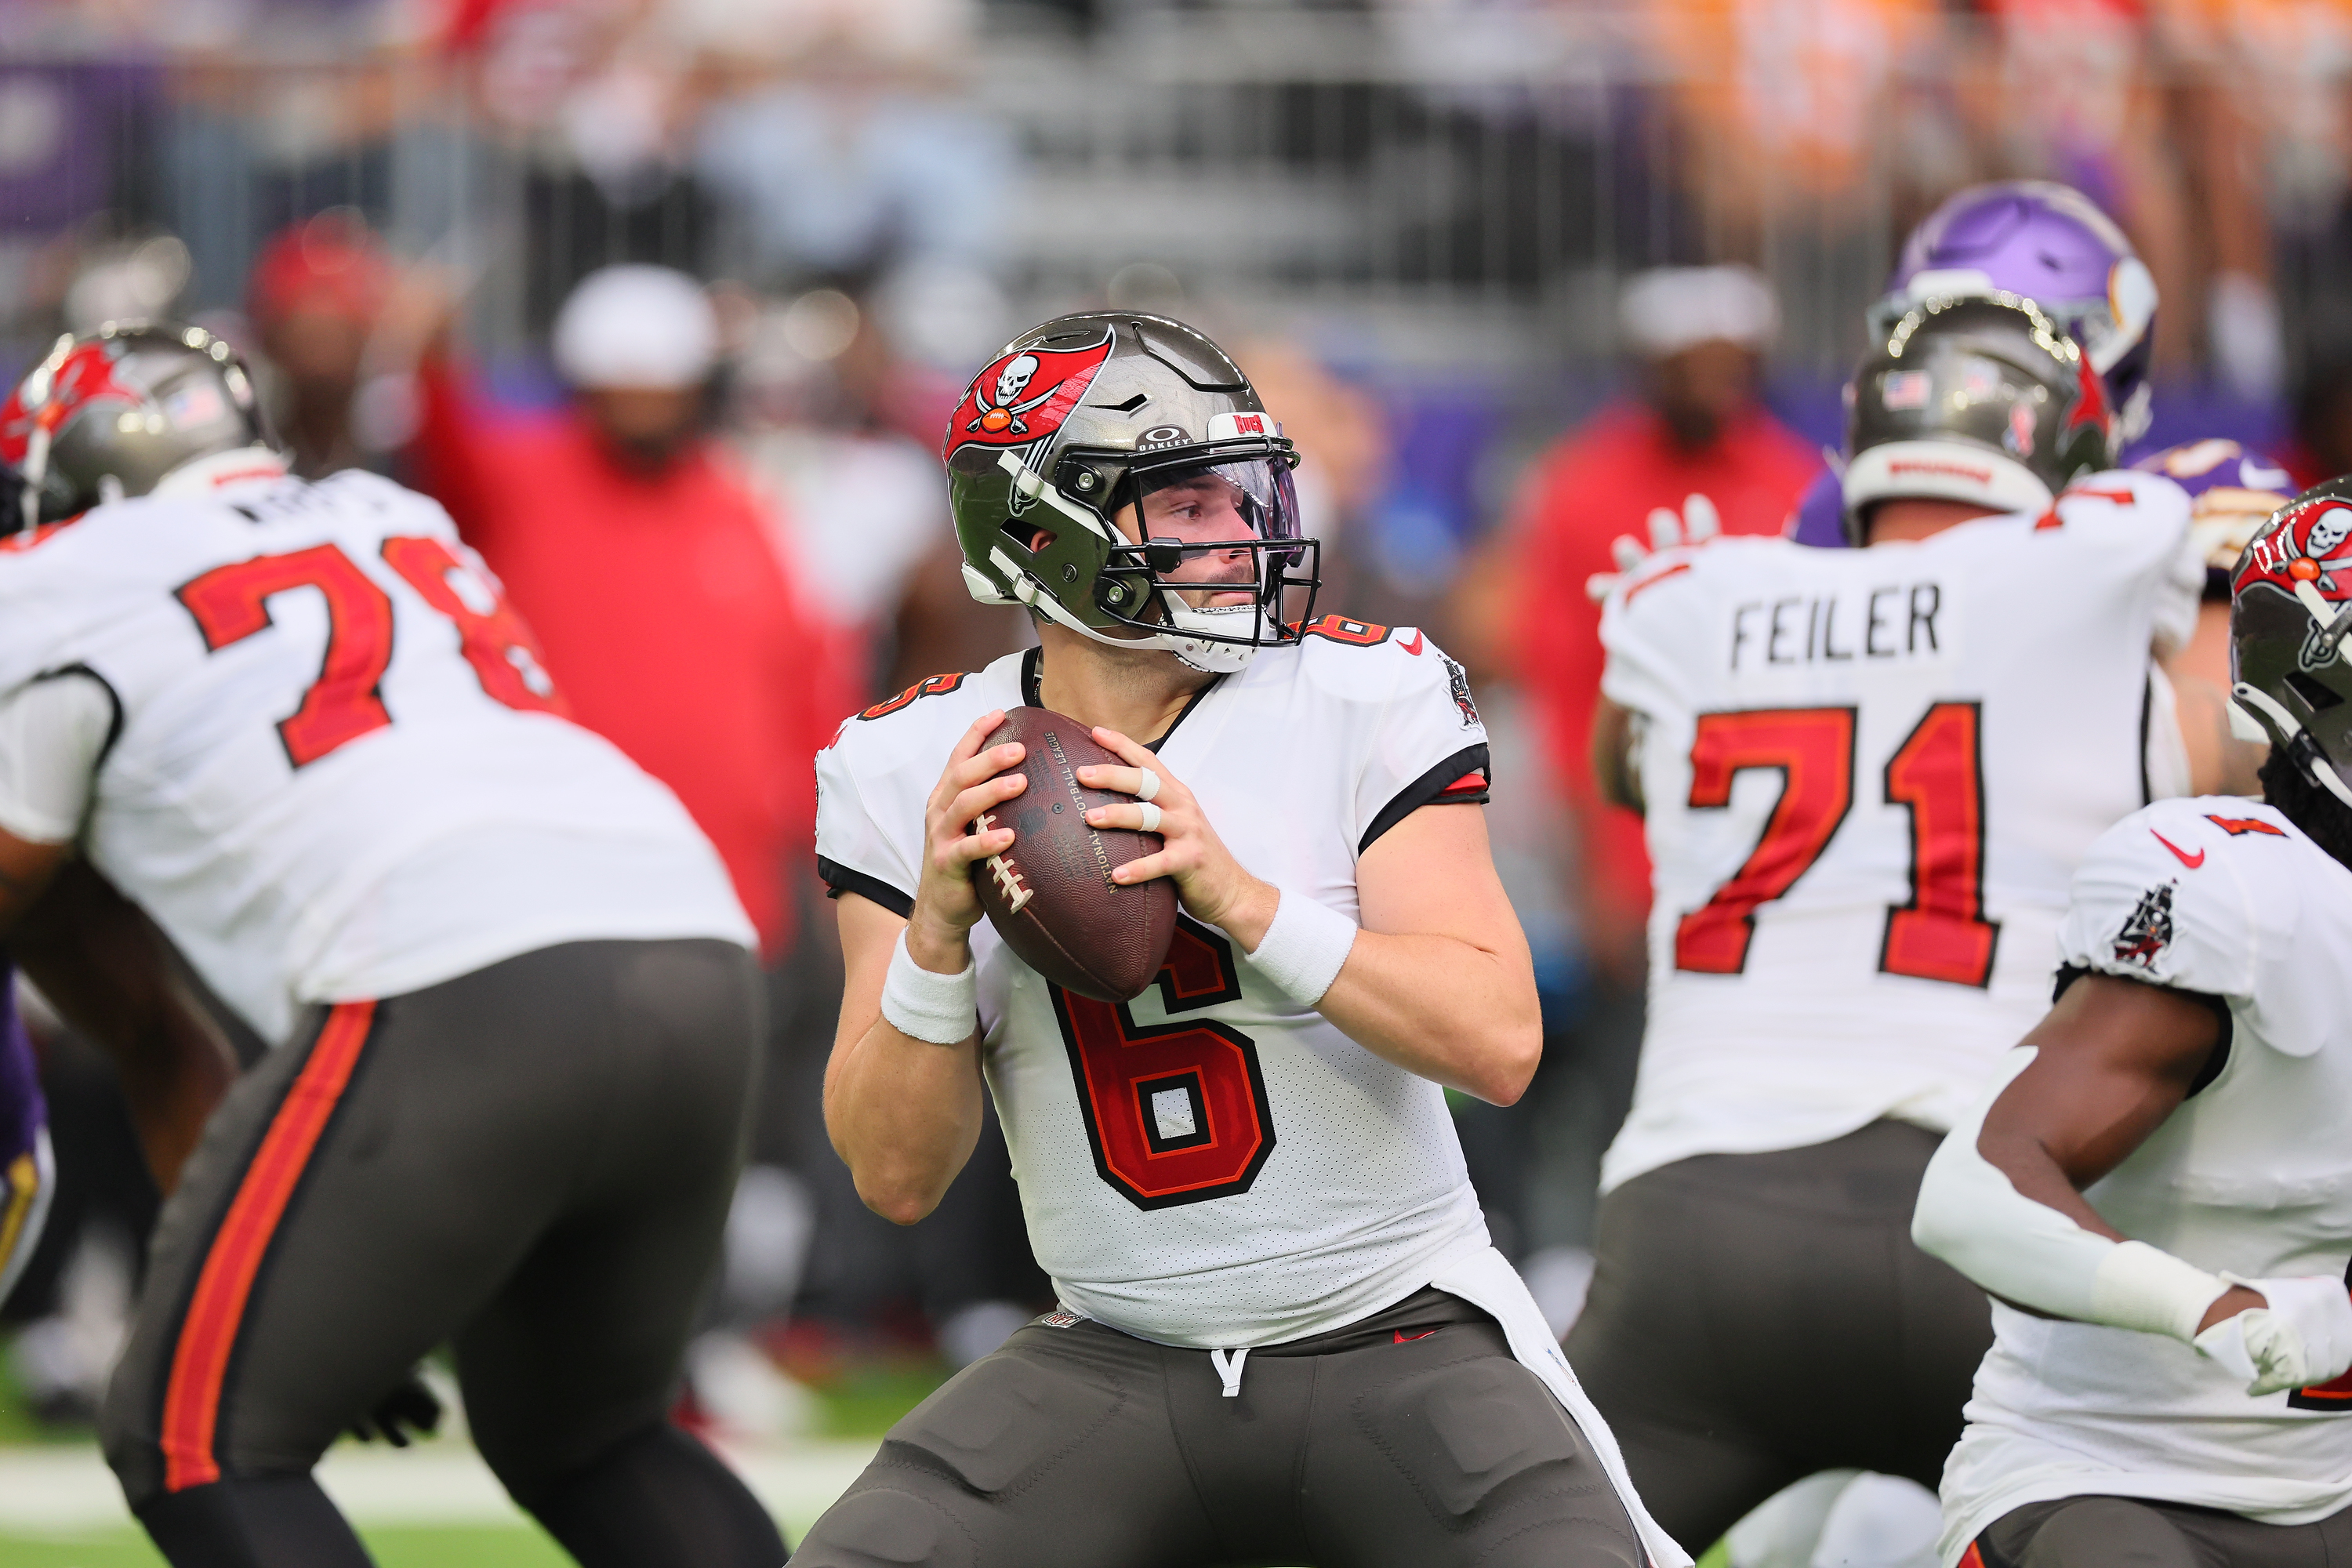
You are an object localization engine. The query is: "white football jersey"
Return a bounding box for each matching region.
[0,468,752,1043]
[1599,472,2200,1190]
[1940,796,2352,1560]
[815,623,1496,1348]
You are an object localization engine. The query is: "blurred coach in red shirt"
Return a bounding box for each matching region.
[411,265,831,958]
[1509,266,1817,975]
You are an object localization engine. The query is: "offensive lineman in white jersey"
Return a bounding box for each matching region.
[0,325,788,1567]
[1568,296,2200,1553]
[1914,474,2352,1567]
[803,313,1681,1568]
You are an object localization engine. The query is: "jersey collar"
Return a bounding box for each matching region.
[1020,646,1225,753]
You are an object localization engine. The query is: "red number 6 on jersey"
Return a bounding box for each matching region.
[1050,920,1277,1210]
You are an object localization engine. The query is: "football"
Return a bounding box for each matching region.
[968,706,1178,1002]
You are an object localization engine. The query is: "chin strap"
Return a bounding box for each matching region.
[2233,682,2352,809]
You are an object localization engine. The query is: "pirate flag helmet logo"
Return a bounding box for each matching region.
[2228,476,2352,811]
[944,328,1116,459]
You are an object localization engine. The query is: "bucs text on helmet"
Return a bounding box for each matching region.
[2228,477,2352,808]
[1870,180,2158,445]
[942,313,1318,675]
[1841,293,2114,544]
[0,321,274,534]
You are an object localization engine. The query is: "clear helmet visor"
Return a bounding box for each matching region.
[1134,455,1305,551]
[1109,453,1316,645]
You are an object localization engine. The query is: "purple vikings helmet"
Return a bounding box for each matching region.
[1790,181,2159,550]
[1870,182,2158,446]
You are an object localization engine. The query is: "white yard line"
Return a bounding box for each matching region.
[0,1439,880,1536]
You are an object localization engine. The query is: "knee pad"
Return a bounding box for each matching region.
[1354,1353,1583,1520]
[793,1487,978,1568]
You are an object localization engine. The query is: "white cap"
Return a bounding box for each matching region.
[1618,265,1779,359]
[552,265,720,390]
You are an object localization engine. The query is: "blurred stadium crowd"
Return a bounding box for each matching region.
[10,0,2352,1441]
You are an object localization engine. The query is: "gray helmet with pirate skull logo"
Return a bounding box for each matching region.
[943,313,1318,674]
[1,322,273,532]
[1841,293,2114,544]
[2230,477,2352,806]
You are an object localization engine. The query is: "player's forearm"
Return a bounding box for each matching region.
[13,864,239,1192]
[1318,931,1541,1105]
[823,1020,985,1225]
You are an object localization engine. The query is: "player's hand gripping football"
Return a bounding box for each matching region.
[1077,730,1279,949]
[906,711,1027,970]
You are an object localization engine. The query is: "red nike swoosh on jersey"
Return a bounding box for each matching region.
[1399,631,1425,656]
[2151,829,2205,869]
[1394,1328,1439,1343]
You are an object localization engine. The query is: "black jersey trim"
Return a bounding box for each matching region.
[2053,961,2234,1096]
[818,856,914,920]
[1018,645,1225,753]
[34,662,125,772]
[2138,668,2155,808]
[1359,743,1491,855]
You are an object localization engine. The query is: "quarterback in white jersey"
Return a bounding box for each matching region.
[1567,296,2200,1554]
[1915,476,2352,1568]
[800,312,1679,1568]
[0,325,785,1568]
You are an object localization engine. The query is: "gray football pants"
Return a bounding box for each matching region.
[1565,1120,1995,1555]
[100,938,764,1514]
[1977,1495,2352,1568]
[793,1286,1646,1568]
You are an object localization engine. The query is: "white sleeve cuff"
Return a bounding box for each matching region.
[1247,891,1357,1009]
[0,674,112,845]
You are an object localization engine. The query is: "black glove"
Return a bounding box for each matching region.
[348,1370,445,1447]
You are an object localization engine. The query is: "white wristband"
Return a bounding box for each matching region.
[881,929,978,1045]
[1247,891,1357,1008]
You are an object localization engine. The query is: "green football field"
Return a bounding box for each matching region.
[0,1438,879,1566]
[0,1524,572,1566]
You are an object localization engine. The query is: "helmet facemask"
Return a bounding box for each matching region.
[1093,452,1319,661]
